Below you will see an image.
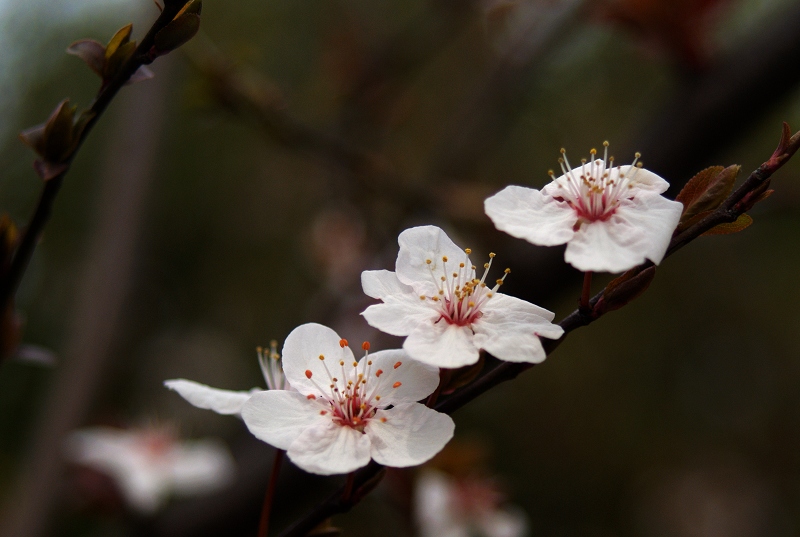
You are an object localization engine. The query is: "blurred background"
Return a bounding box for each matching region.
[1,0,800,535]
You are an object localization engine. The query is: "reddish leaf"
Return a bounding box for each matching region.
[595,265,657,315]
[676,164,739,226]
[702,214,753,236]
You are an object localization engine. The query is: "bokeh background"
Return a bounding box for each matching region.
[1,0,800,535]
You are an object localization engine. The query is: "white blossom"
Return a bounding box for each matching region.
[164,341,287,417]
[241,323,454,475]
[64,426,235,514]
[361,225,563,369]
[415,469,529,537]
[485,144,683,273]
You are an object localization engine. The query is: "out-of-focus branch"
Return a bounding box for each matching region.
[185,36,426,207]
[634,2,800,185]
[275,124,800,537]
[0,0,199,326]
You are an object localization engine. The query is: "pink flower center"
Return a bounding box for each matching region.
[551,143,644,223]
[304,342,404,432]
[420,250,510,327]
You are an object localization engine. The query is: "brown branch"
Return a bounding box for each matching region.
[276,123,800,537]
[0,1,190,318]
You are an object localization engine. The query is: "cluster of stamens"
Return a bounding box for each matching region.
[302,340,403,431]
[419,249,510,326]
[549,142,644,222]
[257,340,288,391]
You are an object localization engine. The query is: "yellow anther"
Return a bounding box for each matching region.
[496,279,504,285]
[459,262,465,268]
[465,248,472,254]
[426,259,432,265]
[590,148,597,155]
[442,256,448,262]
[483,262,490,269]
[603,141,609,147]
[468,301,475,308]
[319,354,325,360]
[420,295,426,300]
[489,252,496,258]
[560,147,566,154]
[634,151,641,159]
[438,289,444,295]
[504,268,511,274]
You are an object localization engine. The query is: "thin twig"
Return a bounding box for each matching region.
[275,125,800,537]
[0,1,188,315]
[258,449,285,537]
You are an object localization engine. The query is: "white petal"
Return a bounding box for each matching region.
[472,294,563,364]
[241,390,329,451]
[366,403,454,467]
[167,439,236,496]
[484,185,576,246]
[396,226,470,294]
[565,219,644,273]
[64,428,168,514]
[164,379,256,416]
[363,349,440,406]
[565,192,682,273]
[281,323,355,396]
[404,322,480,368]
[361,269,414,300]
[287,421,371,475]
[415,471,465,537]
[361,301,438,337]
[479,507,530,537]
[616,193,683,266]
[623,164,670,194]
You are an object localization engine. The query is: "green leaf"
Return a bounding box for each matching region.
[105,24,133,61]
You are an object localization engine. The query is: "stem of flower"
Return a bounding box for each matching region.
[258,449,285,537]
[426,368,452,407]
[341,471,356,504]
[580,271,592,311]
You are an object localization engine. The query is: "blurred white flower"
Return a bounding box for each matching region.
[64,426,235,514]
[241,323,455,475]
[415,469,529,537]
[164,340,288,417]
[485,144,683,273]
[361,225,563,368]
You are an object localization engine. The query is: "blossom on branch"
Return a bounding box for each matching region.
[415,469,529,537]
[164,340,288,417]
[241,323,454,475]
[64,426,235,514]
[484,144,683,273]
[361,225,563,369]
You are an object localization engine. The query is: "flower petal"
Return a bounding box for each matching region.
[241,390,329,451]
[396,226,470,293]
[565,193,682,273]
[281,323,355,396]
[484,185,576,246]
[565,219,643,272]
[472,294,563,364]
[164,379,256,416]
[287,421,371,475]
[363,349,440,407]
[361,269,414,300]
[616,193,683,266]
[366,402,454,467]
[404,322,480,368]
[167,439,236,495]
